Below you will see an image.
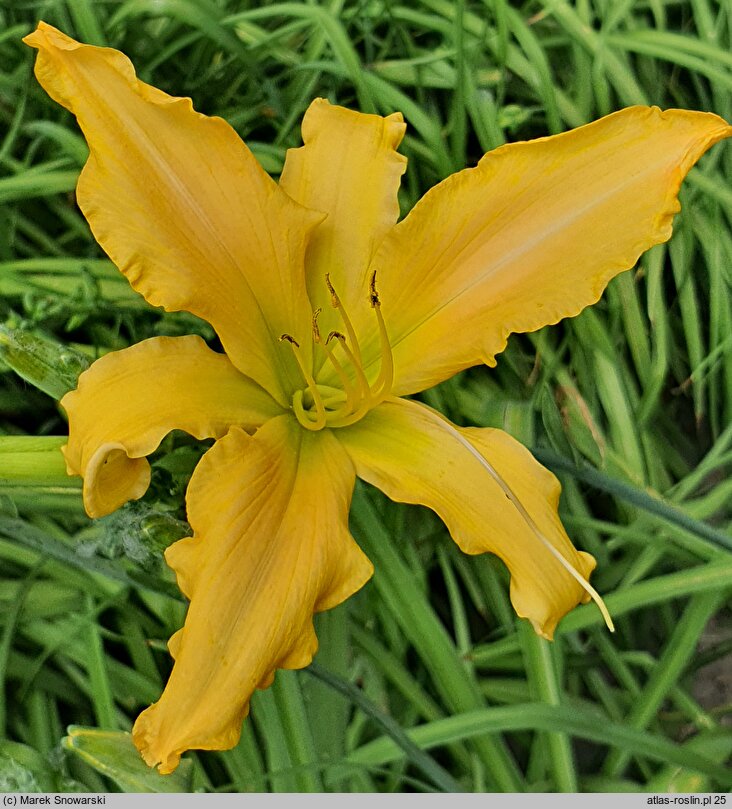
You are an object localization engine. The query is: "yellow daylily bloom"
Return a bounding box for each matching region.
[25,21,731,774]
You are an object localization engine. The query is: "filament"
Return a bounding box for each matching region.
[281,274,397,430]
[320,343,356,415]
[313,311,357,416]
[328,331,370,403]
[369,272,394,401]
[280,335,326,430]
[326,273,362,366]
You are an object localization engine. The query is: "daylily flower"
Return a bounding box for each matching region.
[25,21,731,774]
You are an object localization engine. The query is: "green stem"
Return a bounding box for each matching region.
[518,624,578,791]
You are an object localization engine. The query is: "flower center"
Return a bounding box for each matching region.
[280,272,394,431]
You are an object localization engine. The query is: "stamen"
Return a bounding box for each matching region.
[329,332,370,404]
[441,416,614,632]
[318,331,371,428]
[313,313,354,413]
[325,274,362,366]
[317,330,357,416]
[279,334,326,431]
[369,270,380,307]
[311,308,322,343]
[284,276,396,430]
[279,333,300,348]
[368,271,394,400]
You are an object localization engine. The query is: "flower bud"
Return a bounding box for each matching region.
[0,325,90,400]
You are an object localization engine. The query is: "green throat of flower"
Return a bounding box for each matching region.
[281,272,394,431]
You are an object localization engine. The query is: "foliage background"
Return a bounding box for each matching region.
[0,0,731,793]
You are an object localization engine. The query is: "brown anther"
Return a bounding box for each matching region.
[312,308,322,343]
[369,271,380,308]
[279,333,300,347]
[325,273,339,308]
[326,330,345,345]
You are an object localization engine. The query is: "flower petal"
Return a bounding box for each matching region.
[132,416,373,773]
[279,98,406,338]
[61,335,281,519]
[24,22,323,403]
[338,397,596,639]
[365,106,732,395]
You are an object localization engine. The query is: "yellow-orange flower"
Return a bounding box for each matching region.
[25,21,731,775]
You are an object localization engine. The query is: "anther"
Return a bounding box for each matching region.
[325,273,339,308]
[369,271,380,308]
[311,309,322,343]
[368,272,394,400]
[279,333,300,348]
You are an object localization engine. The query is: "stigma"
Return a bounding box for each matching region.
[280,272,394,431]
